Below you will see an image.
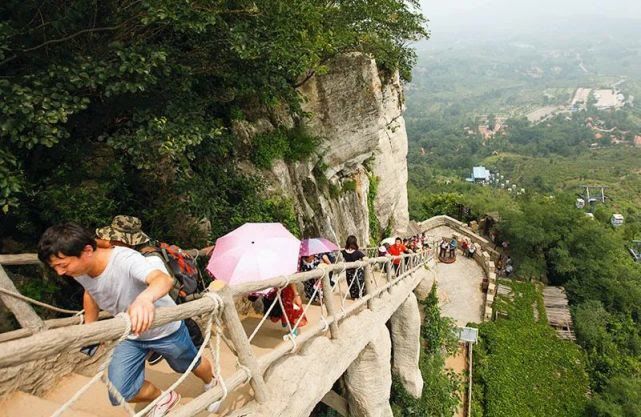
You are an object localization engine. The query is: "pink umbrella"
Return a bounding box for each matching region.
[207,223,301,287]
[299,238,339,257]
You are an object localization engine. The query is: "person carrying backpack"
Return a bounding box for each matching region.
[40,223,221,415]
[96,215,210,365]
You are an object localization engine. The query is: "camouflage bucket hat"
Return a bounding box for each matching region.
[96,215,150,246]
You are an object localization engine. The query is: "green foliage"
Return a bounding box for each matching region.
[0,0,427,248]
[422,284,459,355]
[367,172,381,245]
[250,127,319,169]
[587,376,641,417]
[341,179,357,194]
[391,284,461,417]
[410,192,464,222]
[473,281,590,417]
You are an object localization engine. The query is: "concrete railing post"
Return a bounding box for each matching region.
[320,268,341,339]
[219,286,269,403]
[386,258,393,294]
[362,259,376,310]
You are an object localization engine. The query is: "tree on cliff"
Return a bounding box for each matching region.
[0,0,428,249]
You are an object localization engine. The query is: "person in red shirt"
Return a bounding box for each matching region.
[387,237,408,276]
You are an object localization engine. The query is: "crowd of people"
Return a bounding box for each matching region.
[35,216,436,416]
[437,235,478,261]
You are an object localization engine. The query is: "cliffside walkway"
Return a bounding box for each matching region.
[427,225,486,326]
[0,216,498,417]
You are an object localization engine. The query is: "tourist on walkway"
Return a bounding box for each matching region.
[388,237,408,276]
[449,236,458,259]
[265,283,307,335]
[461,239,469,256]
[38,223,218,416]
[95,215,205,366]
[505,263,514,277]
[467,241,477,258]
[300,254,322,302]
[341,235,366,298]
[439,237,449,259]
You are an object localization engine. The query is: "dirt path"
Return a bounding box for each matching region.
[444,345,468,417]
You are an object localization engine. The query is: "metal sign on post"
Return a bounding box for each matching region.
[458,326,478,417]
[458,326,478,343]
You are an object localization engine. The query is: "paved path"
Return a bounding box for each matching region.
[428,226,486,326]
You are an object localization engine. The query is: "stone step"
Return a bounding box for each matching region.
[0,391,99,417]
[43,373,130,417]
[44,362,219,417]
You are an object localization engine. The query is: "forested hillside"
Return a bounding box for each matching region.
[0,0,427,250]
[407,31,641,416]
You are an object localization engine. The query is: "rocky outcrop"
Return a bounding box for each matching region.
[345,323,393,417]
[226,267,430,417]
[389,292,423,398]
[234,53,410,244]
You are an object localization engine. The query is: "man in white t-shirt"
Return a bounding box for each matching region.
[38,223,218,417]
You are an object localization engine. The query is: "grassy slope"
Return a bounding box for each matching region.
[473,281,589,417]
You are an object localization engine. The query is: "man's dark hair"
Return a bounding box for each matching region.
[395,237,402,242]
[37,223,97,264]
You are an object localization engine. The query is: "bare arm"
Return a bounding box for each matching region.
[128,270,174,335]
[83,291,100,324]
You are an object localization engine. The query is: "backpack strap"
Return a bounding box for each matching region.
[143,248,182,300]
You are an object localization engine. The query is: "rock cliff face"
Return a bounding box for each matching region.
[236,53,410,245]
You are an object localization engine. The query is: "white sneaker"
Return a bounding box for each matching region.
[204,380,222,413]
[150,391,181,417]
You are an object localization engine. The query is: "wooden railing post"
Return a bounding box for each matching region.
[320,268,341,339]
[219,285,269,403]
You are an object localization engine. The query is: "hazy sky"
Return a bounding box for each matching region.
[419,0,641,43]
[421,0,641,20]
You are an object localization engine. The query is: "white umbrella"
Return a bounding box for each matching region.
[381,237,396,246]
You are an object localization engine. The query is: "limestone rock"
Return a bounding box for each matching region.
[344,323,393,417]
[234,53,410,244]
[389,292,423,398]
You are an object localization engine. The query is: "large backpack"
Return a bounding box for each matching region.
[144,243,200,301]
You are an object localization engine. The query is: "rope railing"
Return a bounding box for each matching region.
[0,287,83,315]
[0,250,433,417]
[167,250,433,416]
[47,292,226,417]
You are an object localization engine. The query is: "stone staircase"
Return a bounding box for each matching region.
[0,354,235,417]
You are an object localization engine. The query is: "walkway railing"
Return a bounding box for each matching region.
[0,250,432,416]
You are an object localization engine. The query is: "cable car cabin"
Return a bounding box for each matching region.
[576,198,585,209]
[611,214,624,227]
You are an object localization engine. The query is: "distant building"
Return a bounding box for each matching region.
[634,135,641,147]
[467,166,491,183]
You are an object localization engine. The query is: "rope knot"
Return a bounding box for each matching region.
[204,291,224,315]
[115,312,132,341]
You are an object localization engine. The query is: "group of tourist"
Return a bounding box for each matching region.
[438,235,478,261]
[35,216,436,416]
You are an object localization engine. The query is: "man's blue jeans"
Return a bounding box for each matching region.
[108,321,201,404]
